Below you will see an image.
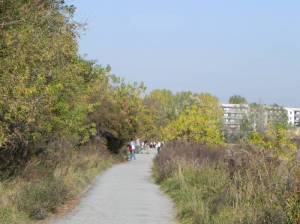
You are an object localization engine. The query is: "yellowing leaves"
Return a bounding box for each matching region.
[163,94,224,146]
[249,124,297,161]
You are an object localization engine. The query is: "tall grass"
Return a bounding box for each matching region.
[153,141,300,224]
[0,139,122,223]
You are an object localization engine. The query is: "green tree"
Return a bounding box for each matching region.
[0,0,85,172]
[229,95,247,104]
[240,103,288,136]
[85,72,148,152]
[163,93,224,145]
[0,0,149,172]
[173,91,197,116]
[267,104,288,128]
[143,90,199,139]
[143,89,175,139]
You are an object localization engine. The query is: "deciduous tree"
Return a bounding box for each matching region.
[163,93,224,145]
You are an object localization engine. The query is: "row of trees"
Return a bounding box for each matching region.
[0,0,296,175]
[143,90,224,145]
[0,0,150,175]
[144,92,296,159]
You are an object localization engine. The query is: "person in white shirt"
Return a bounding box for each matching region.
[130,141,136,160]
[157,141,161,153]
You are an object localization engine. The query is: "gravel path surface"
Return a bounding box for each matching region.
[53,153,175,224]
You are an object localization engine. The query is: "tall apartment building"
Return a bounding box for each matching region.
[222,104,300,134]
[222,104,249,134]
[285,107,300,127]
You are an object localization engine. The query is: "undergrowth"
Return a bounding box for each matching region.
[0,139,121,223]
[153,141,300,224]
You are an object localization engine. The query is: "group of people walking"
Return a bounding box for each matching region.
[146,141,163,153]
[127,140,164,160]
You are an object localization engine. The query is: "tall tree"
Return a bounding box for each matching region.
[229,95,247,104]
[163,93,224,145]
[173,91,197,116]
[0,0,149,172]
[143,89,174,138]
[0,0,84,171]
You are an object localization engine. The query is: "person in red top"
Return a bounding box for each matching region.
[127,144,132,160]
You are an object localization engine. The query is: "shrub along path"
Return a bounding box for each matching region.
[52,153,175,224]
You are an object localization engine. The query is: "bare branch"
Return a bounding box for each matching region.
[0,19,25,28]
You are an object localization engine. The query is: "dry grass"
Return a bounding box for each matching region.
[153,141,300,224]
[0,139,121,223]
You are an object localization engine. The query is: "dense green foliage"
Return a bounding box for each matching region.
[0,0,146,175]
[0,1,150,222]
[143,89,197,139]
[228,95,247,104]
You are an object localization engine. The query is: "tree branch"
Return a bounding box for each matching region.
[0,19,24,28]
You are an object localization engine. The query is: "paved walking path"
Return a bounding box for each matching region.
[53,153,175,224]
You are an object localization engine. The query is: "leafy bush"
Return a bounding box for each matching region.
[0,207,13,224]
[249,124,297,160]
[17,177,69,220]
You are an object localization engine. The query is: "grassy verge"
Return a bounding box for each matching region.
[0,140,122,224]
[153,141,300,224]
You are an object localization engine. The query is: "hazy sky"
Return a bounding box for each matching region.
[67,0,300,106]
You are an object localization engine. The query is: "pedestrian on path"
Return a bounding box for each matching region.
[127,144,133,161]
[130,141,136,160]
[157,141,161,154]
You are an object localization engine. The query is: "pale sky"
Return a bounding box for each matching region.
[67,0,300,106]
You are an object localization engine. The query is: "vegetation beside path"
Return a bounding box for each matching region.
[0,139,122,224]
[152,87,299,224]
[1,1,137,223]
[2,1,300,224]
[154,142,300,224]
